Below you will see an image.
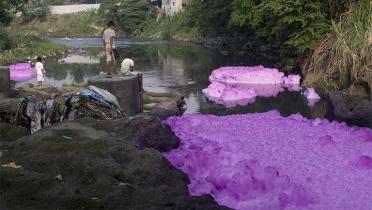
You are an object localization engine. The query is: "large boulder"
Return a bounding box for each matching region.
[328,91,372,128]
[0,123,29,150]
[83,114,180,152]
[0,117,229,210]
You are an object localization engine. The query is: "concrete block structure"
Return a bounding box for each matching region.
[88,75,143,116]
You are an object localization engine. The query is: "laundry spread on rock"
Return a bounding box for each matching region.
[0,86,124,133]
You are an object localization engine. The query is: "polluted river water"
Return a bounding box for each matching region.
[10,38,372,210]
[13,38,327,118]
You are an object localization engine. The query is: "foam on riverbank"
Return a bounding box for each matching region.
[9,63,36,82]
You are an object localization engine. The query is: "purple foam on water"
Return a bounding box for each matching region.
[284,74,301,85]
[304,88,321,100]
[317,135,335,146]
[163,111,372,210]
[283,75,302,92]
[304,88,321,107]
[209,66,285,85]
[354,156,372,169]
[9,63,36,82]
[203,66,303,108]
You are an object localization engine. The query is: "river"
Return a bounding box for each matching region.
[13,38,330,118]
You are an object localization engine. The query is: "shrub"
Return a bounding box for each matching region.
[305,0,372,90]
[231,0,330,54]
[0,26,13,51]
[21,2,49,23]
[99,0,157,37]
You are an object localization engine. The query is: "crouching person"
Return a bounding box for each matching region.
[120,52,143,92]
[120,53,144,112]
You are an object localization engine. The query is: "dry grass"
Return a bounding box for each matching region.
[305,0,372,91]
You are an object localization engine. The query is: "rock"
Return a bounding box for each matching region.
[12,85,65,100]
[347,80,371,97]
[0,117,229,210]
[77,114,180,152]
[0,66,10,98]
[149,101,184,121]
[0,123,29,143]
[328,91,372,128]
[55,174,63,182]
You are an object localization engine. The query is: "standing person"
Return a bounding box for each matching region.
[35,57,46,86]
[102,20,119,75]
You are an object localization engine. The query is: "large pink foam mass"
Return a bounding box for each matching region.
[203,66,302,108]
[9,63,36,81]
[163,111,372,210]
[209,66,285,85]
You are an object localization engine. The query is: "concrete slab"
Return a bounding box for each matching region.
[88,75,143,116]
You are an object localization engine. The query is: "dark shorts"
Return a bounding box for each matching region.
[112,49,120,61]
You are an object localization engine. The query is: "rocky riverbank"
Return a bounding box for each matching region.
[0,115,229,210]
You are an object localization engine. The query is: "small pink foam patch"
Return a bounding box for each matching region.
[202,66,302,108]
[304,88,321,107]
[9,63,36,82]
[163,111,372,210]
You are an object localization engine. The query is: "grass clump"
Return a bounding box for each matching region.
[305,0,372,90]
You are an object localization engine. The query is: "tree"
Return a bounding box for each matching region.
[185,0,233,37]
[230,0,330,53]
[0,0,27,51]
[0,0,28,26]
[99,0,156,36]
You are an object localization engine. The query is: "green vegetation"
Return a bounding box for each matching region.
[0,0,67,65]
[11,10,103,37]
[99,0,156,37]
[98,0,359,55]
[1,0,369,90]
[230,0,330,54]
[305,0,372,90]
[0,34,66,65]
[21,1,49,23]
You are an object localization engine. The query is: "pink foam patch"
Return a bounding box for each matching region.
[283,75,302,92]
[304,88,321,107]
[209,66,285,85]
[163,111,372,210]
[9,63,36,82]
[203,66,302,108]
[284,74,301,85]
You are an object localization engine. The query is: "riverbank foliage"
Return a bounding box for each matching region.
[10,10,102,37]
[0,1,66,65]
[98,0,361,54]
[0,33,66,65]
[99,0,157,37]
[230,0,330,54]
[304,0,372,90]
